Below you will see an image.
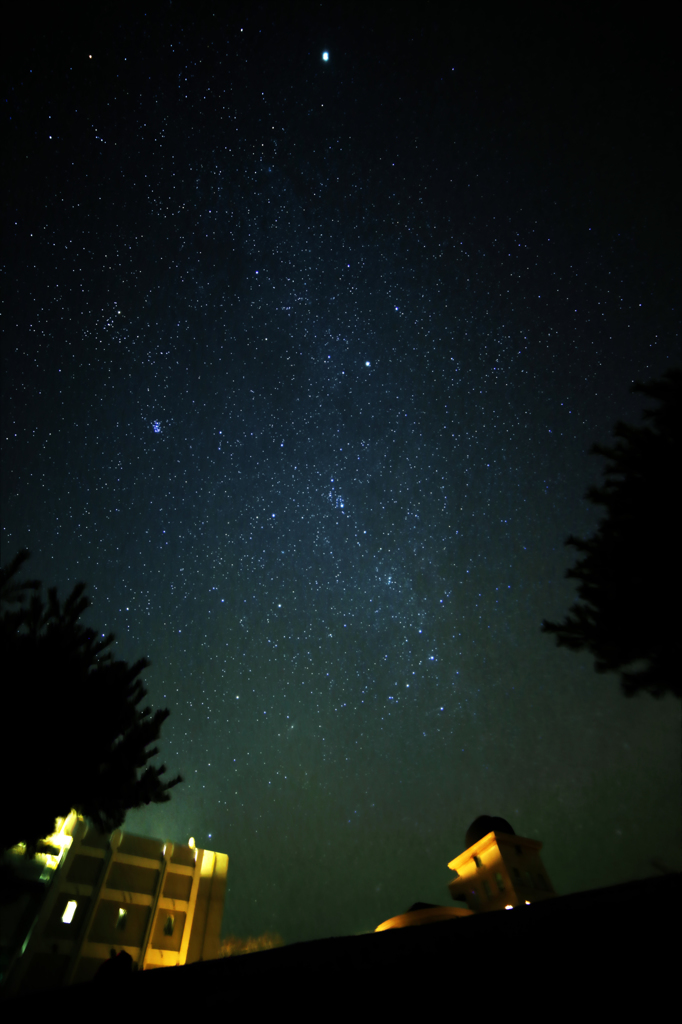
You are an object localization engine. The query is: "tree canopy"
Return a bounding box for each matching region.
[542,368,681,699]
[0,551,182,853]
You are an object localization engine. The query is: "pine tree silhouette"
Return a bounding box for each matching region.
[542,368,681,699]
[0,551,182,853]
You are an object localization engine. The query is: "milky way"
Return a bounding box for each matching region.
[3,7,680,942]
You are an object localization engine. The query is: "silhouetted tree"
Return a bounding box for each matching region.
[542,368,681,699]
[0,551,182,854]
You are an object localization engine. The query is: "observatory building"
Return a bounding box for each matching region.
[376,815,557,931]
[448,815,557,912]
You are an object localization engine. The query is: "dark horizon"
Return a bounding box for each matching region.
[2,4,680,945]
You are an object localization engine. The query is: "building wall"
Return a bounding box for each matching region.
[2,816,228,997]
[448,831,557,912]
[185,850,229,964]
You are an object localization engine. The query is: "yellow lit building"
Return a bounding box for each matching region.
[376,816,556,931]
[448,830,557,912]
[2,813,228,997]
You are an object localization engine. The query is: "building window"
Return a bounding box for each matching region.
[482,880,492,899]
[473,856,483,868]
[495,872,505,891]
[164,915,175,936]
[116,908,128,931]
[62,900,78,924]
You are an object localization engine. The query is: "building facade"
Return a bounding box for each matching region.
[375,819,557,931]
[3,813,228,997]
[448,829,556,911]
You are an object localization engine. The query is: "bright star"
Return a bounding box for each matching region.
[322,51,329,61]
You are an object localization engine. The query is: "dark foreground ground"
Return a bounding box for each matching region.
[5,873,680,1012]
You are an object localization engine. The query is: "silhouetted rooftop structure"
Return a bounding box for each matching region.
[465,815,515,847]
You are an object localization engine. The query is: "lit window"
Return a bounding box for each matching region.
[62,900,77,924]
[164,914,175,935]
[116,908,127,930]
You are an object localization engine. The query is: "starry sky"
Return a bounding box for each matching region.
[2,4,680,945]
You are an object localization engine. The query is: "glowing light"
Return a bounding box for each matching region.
[188,837,196,849]
[376,905,473,931]
[322,52,329,61]
[62,900,77,924]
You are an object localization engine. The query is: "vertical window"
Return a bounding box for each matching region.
[482,879,492,899]
[495,872,505,891]
[116,908,128,931]
[62,900,78,924]
[164,915,175,936]
[473,856,483,868]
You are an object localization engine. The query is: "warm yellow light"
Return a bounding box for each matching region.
[375,906,474,931]
[188,837,196,849]
[525,900,531,905]
[505,904,513,910]
[62,900,77,924]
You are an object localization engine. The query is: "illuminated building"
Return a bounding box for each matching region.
[448,829,557,912]
[2,813,228,997]
[376,815,556,930]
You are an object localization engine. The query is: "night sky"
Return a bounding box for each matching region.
[3,5,680,945]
